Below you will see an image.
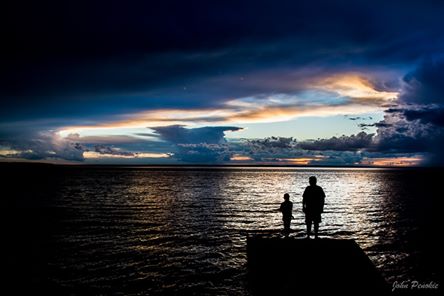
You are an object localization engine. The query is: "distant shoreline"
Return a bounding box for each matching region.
[0,161,441,170]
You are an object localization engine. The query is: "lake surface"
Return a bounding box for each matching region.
[4,165,441,294]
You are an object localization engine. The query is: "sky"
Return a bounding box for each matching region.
[1,0,444,166]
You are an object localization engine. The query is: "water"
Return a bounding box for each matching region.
[4,165,441,294]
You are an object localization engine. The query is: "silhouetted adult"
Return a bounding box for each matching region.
[279,193,293,236]
[302,176,325,239]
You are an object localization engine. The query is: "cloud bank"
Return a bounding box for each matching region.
[1,1,444,166]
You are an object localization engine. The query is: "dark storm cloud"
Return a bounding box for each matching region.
[93,145,134,157]
[151,125,242,145]
[241,133,421,164]
[148,125,241,163]
[400,58,444,105]
[373,116,431,154]
[0,131,85,161]
[400,107,444,127]
[242,135,373,164]
[298,132,374,151]
[368,57,444,164]
[248,137,297,151]
[243,137,301,161]
[358,122,392,129]
[175,144,232,163]
[372,109,444,163]
[234,135,417,166]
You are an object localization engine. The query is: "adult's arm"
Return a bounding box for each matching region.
[320,188,325,213]
[302,188,307,212]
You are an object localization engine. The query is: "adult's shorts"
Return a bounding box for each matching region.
[305,212,321,223]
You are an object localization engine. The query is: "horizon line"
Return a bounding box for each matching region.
[0,161,440,170]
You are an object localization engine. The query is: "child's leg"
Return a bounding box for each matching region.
[283,219,290,237]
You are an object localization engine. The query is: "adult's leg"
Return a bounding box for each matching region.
[314,222,319,238]
[306,219,312,238]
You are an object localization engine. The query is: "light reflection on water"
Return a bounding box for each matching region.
[44,167,439,294]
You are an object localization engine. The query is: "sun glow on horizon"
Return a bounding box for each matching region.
[83,151,171,159]
[230,154,253,161]
[361,156,423,167]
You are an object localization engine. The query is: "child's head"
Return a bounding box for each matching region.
[284,193,290,201]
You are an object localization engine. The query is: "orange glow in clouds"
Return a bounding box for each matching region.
[57,73,399,138]
[315,74,398,102]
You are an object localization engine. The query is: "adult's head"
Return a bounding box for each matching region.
[284,193,290,201]
[309,176,317,186]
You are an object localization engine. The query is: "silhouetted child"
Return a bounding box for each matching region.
[302,176,325,239]
[279,193,293,236]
